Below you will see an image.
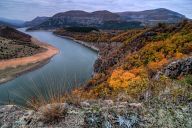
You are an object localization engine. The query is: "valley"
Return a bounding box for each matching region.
[0,6,191,128]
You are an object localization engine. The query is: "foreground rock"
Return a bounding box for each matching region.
[164,57,192,78]
[0,99,191,128]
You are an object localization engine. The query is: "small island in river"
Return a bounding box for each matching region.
[0,26,59,84]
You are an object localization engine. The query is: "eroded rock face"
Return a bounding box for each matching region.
[164,57,192,78]
[0,105,33,127]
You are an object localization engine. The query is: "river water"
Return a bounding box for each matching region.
[0,28,98,105]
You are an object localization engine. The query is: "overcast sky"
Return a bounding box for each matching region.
[0,0,191,21]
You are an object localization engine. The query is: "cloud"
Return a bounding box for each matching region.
[0,0,191,20]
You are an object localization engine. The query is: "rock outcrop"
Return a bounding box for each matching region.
[164,57,192,78]
[0,101,141,128]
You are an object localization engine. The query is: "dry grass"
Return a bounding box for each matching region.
[38,103,68,122]
[25,91,68,121]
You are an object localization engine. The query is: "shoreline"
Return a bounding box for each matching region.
[0,37,59,84]
[54,34,100,52]
[0,59,50,84]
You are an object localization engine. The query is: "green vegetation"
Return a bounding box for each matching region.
[181,75,192,85]
[65,26,99,33]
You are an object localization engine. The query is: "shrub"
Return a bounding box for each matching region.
[38,103,68,122]
[182,75,192,85]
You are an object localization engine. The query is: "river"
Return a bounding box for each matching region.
[0,28,98,105]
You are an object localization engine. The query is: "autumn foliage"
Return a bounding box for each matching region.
[60,21,192,99]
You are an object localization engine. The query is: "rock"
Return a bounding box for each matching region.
[119,102,128,106]
[80,101,90,107]
[16,110,34,125]
[0,105,29,128]
[1,124,10,128]
[128,103,142,108]
[104,100,114,106]
[37,122,44,127]
[163,57,192,78]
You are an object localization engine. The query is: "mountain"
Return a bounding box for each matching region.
[0,21,15,27]
[0,26,31,42]
[27,10,121,30]
[27,10,143,30]
[118,8,186,26]
[27,8,186,30]
[25,16,50,27]
[0,26,44,60]
[0,17,25,27]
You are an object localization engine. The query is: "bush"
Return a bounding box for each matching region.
[182,75,192,85]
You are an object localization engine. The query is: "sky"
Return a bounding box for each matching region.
[0,0,192,21]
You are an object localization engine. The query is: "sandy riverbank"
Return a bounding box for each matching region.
[0,37,59,84]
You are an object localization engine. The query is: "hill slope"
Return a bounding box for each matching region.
[118,8,185,26]
[0,26,44,60]
[25,16,50,27]
[27,8,186,30]
[6,20,191,127]
[0,17,25,27]
[54,20,192,101]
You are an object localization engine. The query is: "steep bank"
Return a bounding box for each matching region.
[55,21,192,99]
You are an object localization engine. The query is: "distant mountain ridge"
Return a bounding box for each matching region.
[53,10,120,21]
[118,8,185,26]
[25,16,50,27]
[26,8,186,30]
[0,21,15,27]
[27,10,124,30]
[0,17,25,27]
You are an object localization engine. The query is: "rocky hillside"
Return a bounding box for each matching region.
[54,20,192,100]
[0,26,44,60]
[1,98,191,127]
[27,10,123,30]
[25,16,50,27]
[1,21,192,128]
[27,8,186,30]
[54,20,192,127]
[118,8,186,26]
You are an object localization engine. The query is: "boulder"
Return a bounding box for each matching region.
[163,57,192,78]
